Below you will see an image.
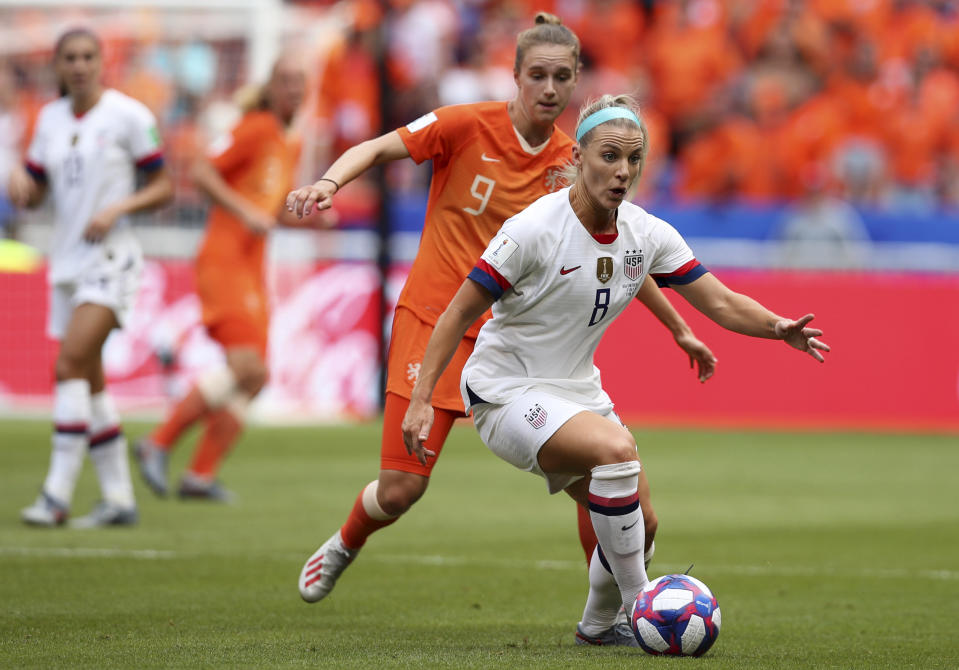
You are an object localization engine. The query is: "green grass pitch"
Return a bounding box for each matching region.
[1,418,957,669]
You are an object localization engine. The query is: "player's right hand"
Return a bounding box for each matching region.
[775,313,830,362]
[242,205,276,235]
[401,400,438,466]
[674,331,717,383]
[285,180,337,218]
[7,166,37,208]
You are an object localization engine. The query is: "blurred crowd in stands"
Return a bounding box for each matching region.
[2,0,959,240]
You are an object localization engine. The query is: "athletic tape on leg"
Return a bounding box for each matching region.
[196,367,237,408]
[362,480,397,521]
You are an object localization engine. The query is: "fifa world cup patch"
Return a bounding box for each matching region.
[525,403,547,429]
[483,233,518,269]
[597,257,613,284]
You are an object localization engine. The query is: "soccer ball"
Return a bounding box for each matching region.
[631,574,721,656]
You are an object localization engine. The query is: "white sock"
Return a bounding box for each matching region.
[89,390,135,508]
[579,544,623,636]
[588,461,649,612]
[42,379,92,507]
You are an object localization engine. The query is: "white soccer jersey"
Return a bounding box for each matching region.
[25,89,163,283]
[462,187,707,413]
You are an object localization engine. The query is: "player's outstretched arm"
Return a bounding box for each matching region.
[402,279,496,465]
[673,273,830,362]
[286,131,411,218]
[635,276,716,382]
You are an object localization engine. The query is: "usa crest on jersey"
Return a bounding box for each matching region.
[624,252,643,281]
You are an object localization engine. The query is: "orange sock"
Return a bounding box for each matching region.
[151,386,210,451]
[187,408,243,479]
[577,503,599,565]
[340,486,398,550]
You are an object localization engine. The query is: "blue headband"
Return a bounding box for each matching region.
[575,107,641,142]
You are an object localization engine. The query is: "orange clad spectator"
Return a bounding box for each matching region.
[678,115,780,202]
[940,14,959,70]
[576,0,646,76]
[808,0,890,42]
[121,64,173,123]
[732,0,787,59]
[825,38,886,143]
[317,27,381,160]
[875,1,941,64]
[883,100,940,187]
[776,92,847,198]
[645,2,740,128]
[918,67,959,142]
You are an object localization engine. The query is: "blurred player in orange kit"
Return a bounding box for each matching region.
[135,55,320,501]
[286,13,716,632]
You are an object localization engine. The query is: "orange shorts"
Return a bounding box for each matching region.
[380,392,459,476]
[196,263,269,356]
[385,307,475,412]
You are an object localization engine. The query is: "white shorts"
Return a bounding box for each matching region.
[470,388,623,494]
[47,245,143,339]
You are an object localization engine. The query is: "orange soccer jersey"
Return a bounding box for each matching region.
[195,110,299,354]
[395,101,573,338]
[385,102,573,411]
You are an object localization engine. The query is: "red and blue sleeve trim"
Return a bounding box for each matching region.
[652,259,708,288]
[25,160,47,183]
[588,491,640,516]
[467,259,511,300]
[135,151,164,172]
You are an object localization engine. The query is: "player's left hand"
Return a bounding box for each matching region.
[675,331,717,383]
[775,313,831,362]
[84,207,120,242]
[401,399,438,466]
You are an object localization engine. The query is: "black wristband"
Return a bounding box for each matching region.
[318,177,340,193]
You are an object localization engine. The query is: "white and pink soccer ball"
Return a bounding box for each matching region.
[631,574,721,656]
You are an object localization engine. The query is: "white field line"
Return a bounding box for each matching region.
[2,545,957,582]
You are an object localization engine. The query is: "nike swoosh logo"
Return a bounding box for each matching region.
[480,153,500,162]
[621,519,639,531]
[559,265,581,275]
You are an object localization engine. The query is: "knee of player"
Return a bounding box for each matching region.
[236,362,268,396]
[377,476,427,516]
[592,434,639,467]
[53,350,89,381]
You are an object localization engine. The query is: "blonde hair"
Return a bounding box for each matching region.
[234,54,302,114]
[564,94,649,187]
[514,12,580,73]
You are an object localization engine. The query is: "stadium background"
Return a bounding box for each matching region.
[0,0,957,431]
